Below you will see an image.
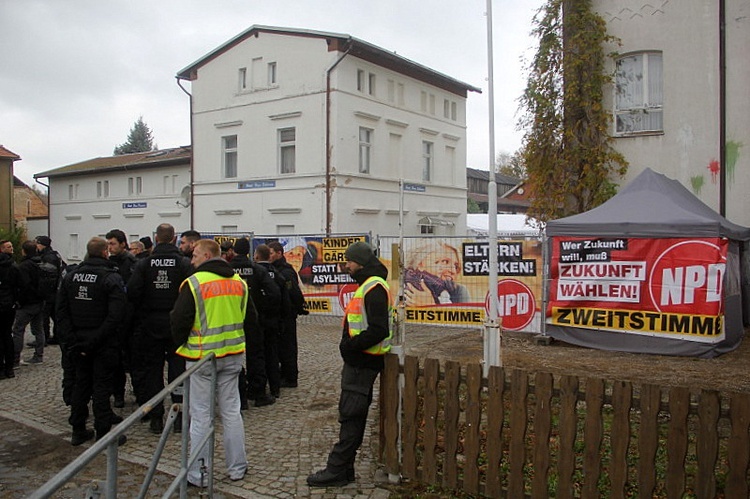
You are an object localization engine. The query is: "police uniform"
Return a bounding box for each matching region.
[127,242,192,429]
[231,253,281,404]
[56,256,126,442]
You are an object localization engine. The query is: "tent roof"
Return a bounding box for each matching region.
[546,168,750,240]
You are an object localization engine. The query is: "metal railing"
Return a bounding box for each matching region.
[29,352,218,499]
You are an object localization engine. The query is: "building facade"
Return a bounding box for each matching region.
[177,26,480,237]
[595,1,750,225]
[34,147,191,262]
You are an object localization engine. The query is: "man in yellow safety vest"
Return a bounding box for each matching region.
[307,241,392,487]
[171,238,258,486]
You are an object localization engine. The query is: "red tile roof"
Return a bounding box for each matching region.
[0,145,21,160]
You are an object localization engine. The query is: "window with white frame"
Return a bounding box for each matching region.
[357,69,365,92]
[387,79,395,102]
[443,99,451,119]
[615,51,663,135]
[69,233,80,260]
[96,180,109,198]
[420,91,427,112]
[420,224,435,235]
[223,135,238,178]
[267,62,277,85]
[368,73,376,96]
[128,176,143,196]
[359,127,373,174]
[451,102,457,121]
[239,67,247,91]
[68,183,78,200]
[422,141,433,182]
[279,127,296,174]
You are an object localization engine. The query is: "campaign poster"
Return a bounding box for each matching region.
[253,235,369,315]
[547,237,727,343]
[385,237,543,331]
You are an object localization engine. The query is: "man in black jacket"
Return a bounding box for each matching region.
[35,235,63,345]
[106,229,136,408]
[307,242,392,487]
[128,224,193,433]
[0,240,20,378]
[268,241,307,388]
[232,239,280,406]
[12,240,45,365]
[57,237,127,446]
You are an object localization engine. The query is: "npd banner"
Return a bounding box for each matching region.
[547,237,727,343]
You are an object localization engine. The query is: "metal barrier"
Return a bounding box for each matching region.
[29,352,218,499]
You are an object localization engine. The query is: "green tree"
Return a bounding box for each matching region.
[113,116,157,155]
[496,150,526,180]
[467,197,482,214]
[519,0,627,224]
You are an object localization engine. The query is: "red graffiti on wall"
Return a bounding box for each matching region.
[708,159,720,183]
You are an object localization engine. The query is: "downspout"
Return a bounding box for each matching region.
[177,77,195,228]
[35,178,50,237]
[719,0,726,216]
[325,39,353,236]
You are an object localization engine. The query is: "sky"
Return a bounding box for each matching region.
[0,0,543,188]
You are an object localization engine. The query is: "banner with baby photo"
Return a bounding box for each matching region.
[379,236,544,332]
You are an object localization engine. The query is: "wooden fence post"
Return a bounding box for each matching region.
[402,355,419,479]
[666,387,690,497]
[507,369,528,498]
[610,381,632,499]
[557,375,579,499]
[531,372,553,499]
[485,366,505,498]
[443,361,460,489]
[464,363,483,495]
[697,390,720,499]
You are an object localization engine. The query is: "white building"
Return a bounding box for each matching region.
[595,1,750,225]
[34,147,191,262]
[177,26,480,236]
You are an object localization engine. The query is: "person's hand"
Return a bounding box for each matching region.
[404,280,435,306]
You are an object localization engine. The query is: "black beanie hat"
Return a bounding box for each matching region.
[345,241,375,266]
[36,235,51,247]
[233,238,250,256]
[139,236,153,249]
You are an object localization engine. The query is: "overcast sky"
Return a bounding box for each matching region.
[1,0,542,188]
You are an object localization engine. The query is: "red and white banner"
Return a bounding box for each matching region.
[547,237,727,343]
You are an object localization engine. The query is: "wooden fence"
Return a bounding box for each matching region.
[378,354,750,498]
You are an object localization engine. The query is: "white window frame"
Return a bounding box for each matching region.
[359,127,373,174]
[278,127,296,174]
[422,141,433,182]
[223,135,238,179]
[239,67,247,91]
[128,176,143,196]
[267,62,277,86]
[357,69,365,92]
[96,180,109,199]
[368,72,376,96]
[614,51,663,136]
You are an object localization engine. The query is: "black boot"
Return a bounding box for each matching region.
[306,468,349,487]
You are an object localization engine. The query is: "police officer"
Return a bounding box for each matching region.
[268,241,307,388]
[57,237,127,446]
[231,238,280,407]
[128,223,192,433]
[106,228,137,408]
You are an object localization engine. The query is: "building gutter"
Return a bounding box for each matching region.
[719,0,726,216]
[324,39,353,236]
[177,77,195,227]
[34,178,50,237]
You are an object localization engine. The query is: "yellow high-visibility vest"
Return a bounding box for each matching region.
[176,271,247,360]
[345,276,392,355]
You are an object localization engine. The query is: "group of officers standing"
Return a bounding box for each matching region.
[5,224,306,450]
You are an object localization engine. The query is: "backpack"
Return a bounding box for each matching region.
[37,261,60,300]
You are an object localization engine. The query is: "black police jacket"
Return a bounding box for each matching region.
[127,243,193,328]
[231,255,281,321]
[0,253,20,311]
[56,257,126,352]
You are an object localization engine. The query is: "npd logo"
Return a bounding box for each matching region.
[648,240,725,315]
[485,279,536,331]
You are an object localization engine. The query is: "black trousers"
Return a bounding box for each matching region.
[130,333,185,417]
[41,299,56,341]
[278,316,299,383]
[0,309,15,373]
[246,326,267,398]
[326,363,380,473]
[262,318,281,395]
[60,343,76,405]
[70,345,118,436]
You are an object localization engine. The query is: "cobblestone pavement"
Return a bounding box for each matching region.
[0,315,413,498]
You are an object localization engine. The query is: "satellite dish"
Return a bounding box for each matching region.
[176,185,192,208]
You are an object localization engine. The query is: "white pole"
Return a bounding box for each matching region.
[484,0,502,376]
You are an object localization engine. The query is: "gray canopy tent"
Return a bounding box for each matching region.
[544,168,750,358]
